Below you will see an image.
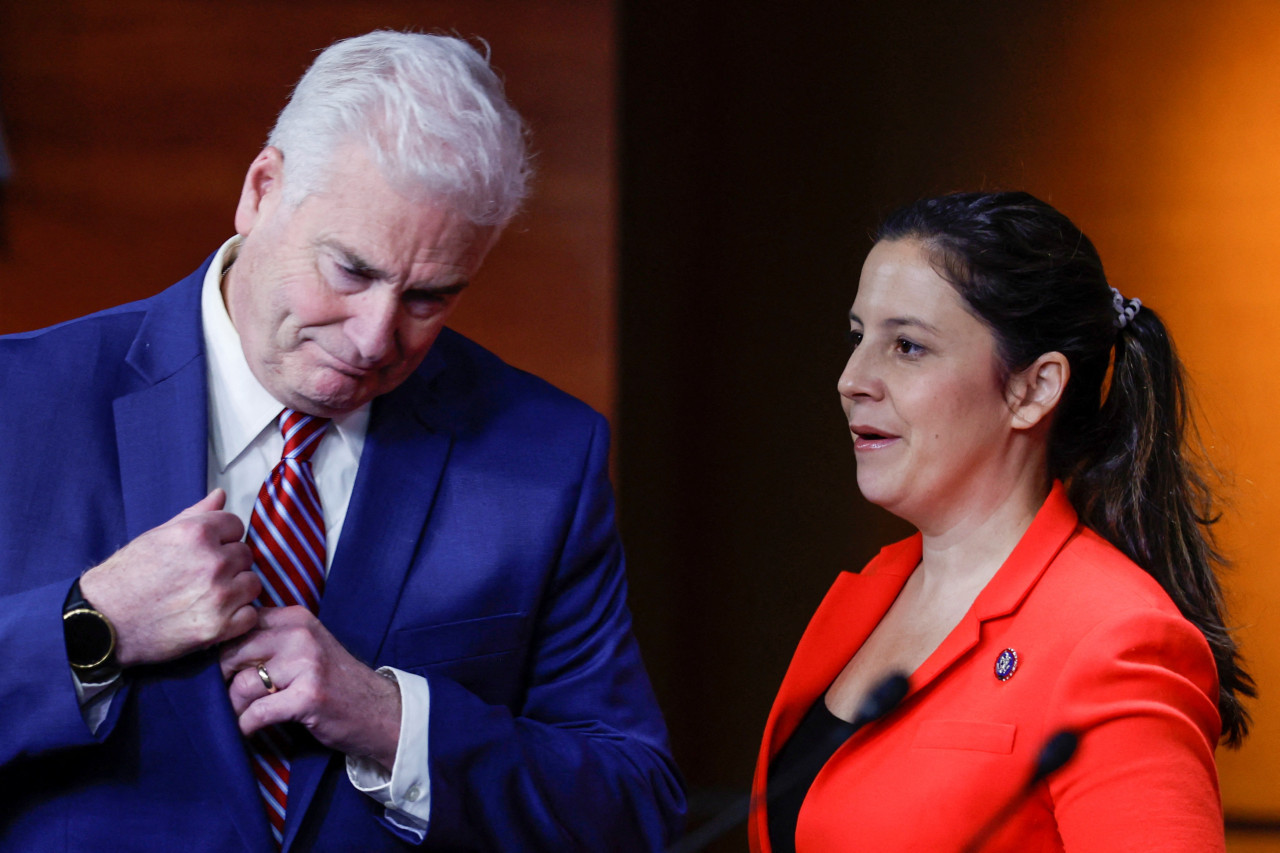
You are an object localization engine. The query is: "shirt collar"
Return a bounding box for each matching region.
[201,235,370,473]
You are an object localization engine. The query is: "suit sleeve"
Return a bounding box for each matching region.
[406,416,685,850]
[1044,607,1224,852]
[0,336,138,769]
[0,577,130,768]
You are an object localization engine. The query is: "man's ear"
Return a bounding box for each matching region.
[1008,352,1069,431]
[233,147,286,236]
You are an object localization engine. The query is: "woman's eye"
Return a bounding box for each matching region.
[847,329,863,350]
[895,338,922,355]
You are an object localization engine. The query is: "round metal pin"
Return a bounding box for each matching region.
[994,648,1019,682]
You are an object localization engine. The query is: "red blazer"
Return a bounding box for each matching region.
[750,483,1223,852]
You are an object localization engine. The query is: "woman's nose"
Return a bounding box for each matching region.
[837,347,881,400]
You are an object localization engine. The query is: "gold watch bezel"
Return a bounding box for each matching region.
[62,606,117,671]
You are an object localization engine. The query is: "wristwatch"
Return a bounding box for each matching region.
[63,578,120,683]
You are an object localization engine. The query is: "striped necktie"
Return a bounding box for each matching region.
[246,409,330,846]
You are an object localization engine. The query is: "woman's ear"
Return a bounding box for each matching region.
[1007,352,1069,430]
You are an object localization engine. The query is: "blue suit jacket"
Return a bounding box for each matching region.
[0,257,684,850]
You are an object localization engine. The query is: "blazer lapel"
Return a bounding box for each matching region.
[112,265,274,850]
[317,365,453,664]
[751,544,918,849]
[284,351,455,845]
[113,274,208,540]
[761,539,920,763]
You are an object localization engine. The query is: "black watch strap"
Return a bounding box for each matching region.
[63,578,120,683]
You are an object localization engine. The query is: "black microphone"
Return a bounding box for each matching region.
[853,672,912,726]
[958,729,1079,853]
[666,672,909,853]
[1029,730,1078,784]
[760,672,909,810]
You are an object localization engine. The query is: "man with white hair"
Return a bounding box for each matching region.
[0,31,683,851]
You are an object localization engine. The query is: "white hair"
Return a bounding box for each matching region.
[267,30,531,228]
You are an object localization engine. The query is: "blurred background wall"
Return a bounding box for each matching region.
[2,2,1278,850]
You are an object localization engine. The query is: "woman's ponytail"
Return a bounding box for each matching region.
[1071,306,1254,745]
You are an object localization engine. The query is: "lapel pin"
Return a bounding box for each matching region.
[995,648,1019,682]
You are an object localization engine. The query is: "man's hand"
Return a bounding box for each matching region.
[79,489,261,668]
[220,607,402,772]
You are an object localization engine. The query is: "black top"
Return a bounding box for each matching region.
[766,697,857,853]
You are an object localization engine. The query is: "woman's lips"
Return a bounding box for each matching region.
[851,426,900,452]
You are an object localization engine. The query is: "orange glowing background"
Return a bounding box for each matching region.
[994,3,1280,822]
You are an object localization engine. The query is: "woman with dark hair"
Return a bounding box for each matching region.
[749,192,1251,852]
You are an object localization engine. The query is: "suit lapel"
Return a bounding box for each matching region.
[113,273,208,540]
[114,370,208,536]
[284,354,456,844]
[113,265,274,851]
[318,366,453,664]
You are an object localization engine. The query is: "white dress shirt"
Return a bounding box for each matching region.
[204,236,432,838]
[78,237,435,840]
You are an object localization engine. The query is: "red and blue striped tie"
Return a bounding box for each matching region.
[246,409,330,846]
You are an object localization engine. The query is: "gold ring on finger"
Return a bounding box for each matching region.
[256,662,277,694]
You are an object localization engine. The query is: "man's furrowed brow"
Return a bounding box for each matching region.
[336,247,386,279]
[417,280,470,297]
[324,241,471,292]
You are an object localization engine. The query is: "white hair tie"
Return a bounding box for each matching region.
[1111,287,1141,330]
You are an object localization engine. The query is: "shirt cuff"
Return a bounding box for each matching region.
[346,667,431,840]
[73,669,121,734]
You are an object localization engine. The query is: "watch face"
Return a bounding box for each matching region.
[65,609,114,668]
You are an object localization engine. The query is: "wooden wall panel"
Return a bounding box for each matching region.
[0,0,615,419]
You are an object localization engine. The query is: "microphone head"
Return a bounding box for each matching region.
[854,672,909,725]
[1030,730,1079,784]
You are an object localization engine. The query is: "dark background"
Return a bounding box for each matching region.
[618,1,1058,802]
